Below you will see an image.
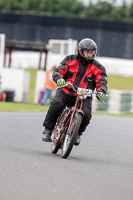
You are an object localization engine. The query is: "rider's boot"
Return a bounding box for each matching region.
[42,128,52,142]
[74,132,83,146]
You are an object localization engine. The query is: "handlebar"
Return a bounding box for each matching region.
[57,81,108,104]
[57,81,95,95]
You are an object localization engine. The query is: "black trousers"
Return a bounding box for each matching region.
[43,89,92,133]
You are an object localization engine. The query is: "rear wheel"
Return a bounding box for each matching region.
[62,112,82,159]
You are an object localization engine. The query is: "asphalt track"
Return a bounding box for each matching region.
[0,113,133,200]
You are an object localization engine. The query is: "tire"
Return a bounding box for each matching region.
[51,108,69,154]
[62,112,82,159]
[51,137,60,154]
[56,107,69,128]
[51,126,63,154]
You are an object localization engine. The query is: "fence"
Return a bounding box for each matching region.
[92,89,133,114]
[1,12,133,59]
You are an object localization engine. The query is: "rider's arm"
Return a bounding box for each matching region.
[95,64,108,94]
[52,56,70,83]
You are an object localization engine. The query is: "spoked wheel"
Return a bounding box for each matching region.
[51,108,69,154]
[51,144,60,154]
[51,141,60,154]
[62,112,82,159]
[51,130,61,154]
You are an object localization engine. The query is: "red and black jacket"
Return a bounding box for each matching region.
[53,54,108,95]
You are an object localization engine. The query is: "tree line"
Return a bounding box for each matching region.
[0,0,133,22]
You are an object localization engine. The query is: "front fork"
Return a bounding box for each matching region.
[53,99,84,143]
[67,99,84,135]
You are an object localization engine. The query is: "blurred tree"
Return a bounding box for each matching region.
[39,0,85,16]
[20,0,42,12]
[112,1,129,20]
[128,2,133,20]
[0,0,133,22]
[86,1,114,19]
[0,0,84,16]
[0,0,22,11]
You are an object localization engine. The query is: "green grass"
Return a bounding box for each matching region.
[0,102,49,112]
[0,102,133,117]
[108,75,133,90]
[25,68,38,103]
[93,111,133,118]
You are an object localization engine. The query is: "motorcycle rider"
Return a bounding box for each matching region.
[42,38,108,146]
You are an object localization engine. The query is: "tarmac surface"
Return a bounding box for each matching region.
[0,113,133,200]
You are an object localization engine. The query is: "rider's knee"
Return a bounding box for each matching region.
[52,99,64,110]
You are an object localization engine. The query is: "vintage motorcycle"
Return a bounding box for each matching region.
[51,81,105,159]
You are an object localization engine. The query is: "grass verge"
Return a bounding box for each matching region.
[0,102,49,112]
[93,111,133,118]
[25,68,37,103]
[0,102,133,117]
[107,75,133,90]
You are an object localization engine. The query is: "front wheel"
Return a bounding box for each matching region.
[51,139,60,154]
[51,108,69,154]
[51,127,61,154]
[62,112,82,159]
